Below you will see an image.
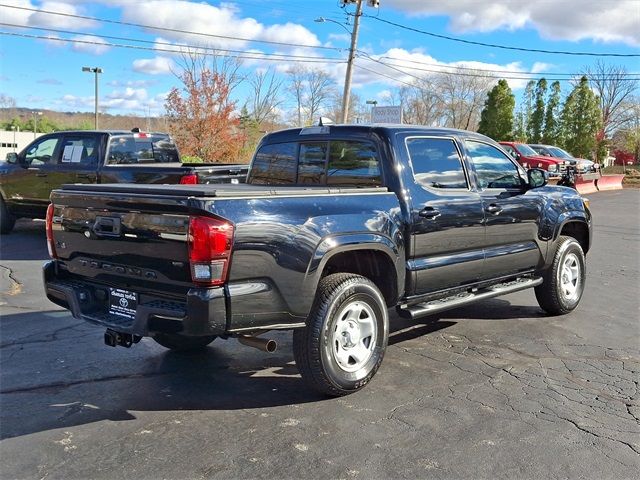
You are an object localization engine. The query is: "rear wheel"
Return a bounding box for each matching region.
[152,333,216,352]
[0,197,16,234]
[535,236,586,315]
[293,273,389,396]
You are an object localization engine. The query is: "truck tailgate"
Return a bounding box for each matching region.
[50,189,194,298]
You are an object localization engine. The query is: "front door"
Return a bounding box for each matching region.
[5,135,63,217]
[464,140,545,280]
[404,136,486,296]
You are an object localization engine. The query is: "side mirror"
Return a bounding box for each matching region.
[527,168,548,188]
[5,152,18,164]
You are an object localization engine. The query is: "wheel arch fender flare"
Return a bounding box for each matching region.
[304,232,405,305]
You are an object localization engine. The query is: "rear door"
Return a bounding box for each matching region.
[45,133,101,188]
[403,136,486,296]
[463,139,544,279]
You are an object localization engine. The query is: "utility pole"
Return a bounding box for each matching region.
[341,0,364,124]
[82,67,103,129]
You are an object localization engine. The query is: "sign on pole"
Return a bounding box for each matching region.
[371,105,403,124]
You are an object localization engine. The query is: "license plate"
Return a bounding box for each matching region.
[108,288,138,319]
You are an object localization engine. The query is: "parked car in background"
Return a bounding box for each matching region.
[499,141,568,177]
[0,129,248,233]
[43,125,591,396]
[528,144,599,174]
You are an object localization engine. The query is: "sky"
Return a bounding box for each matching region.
[0,0,638,119]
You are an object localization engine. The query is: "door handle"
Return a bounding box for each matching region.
[419,207,441,219]
[35,173,47,177]
[485,204,503,214]
[77,174,94,180]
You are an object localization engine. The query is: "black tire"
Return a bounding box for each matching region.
[0,197,16,234]
[152,333,216,352]
[535,235,586,315]
[293,273,389,397]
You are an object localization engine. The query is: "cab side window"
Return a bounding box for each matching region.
[466,141,522,189]
[406,137,468,189]
[327,141,381,187]
[107,136,138,164]
[24,137,60,166]
[60,136,99,165]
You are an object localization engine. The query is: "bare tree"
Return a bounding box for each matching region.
[304,68,336,125]
[286,66,336,126]
[436,68,495,130]
[248,68,284,124]
[286,65,305,127]
[583,60,639,136]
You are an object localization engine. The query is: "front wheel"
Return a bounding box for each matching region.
[293,273,389,396]
[535,236,586,315]
[152,333,216,352]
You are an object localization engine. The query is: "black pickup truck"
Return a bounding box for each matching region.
[0,129,247,233]
[43,125,591,396]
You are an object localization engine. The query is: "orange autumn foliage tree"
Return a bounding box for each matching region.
[165,67,245,163]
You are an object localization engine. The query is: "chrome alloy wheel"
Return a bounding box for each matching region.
[560,252,581,301]
[331,300,377,373]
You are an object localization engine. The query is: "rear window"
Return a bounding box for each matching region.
[107,135,179,164]
[248,140,381,187]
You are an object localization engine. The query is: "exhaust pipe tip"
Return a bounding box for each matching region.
[238,335,277,353]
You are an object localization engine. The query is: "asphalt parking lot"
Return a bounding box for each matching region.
[1,190,638,480]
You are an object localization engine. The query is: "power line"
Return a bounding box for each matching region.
[366,15,640,58]
[354,62,417,88]
[0,31,346,64]
[377,55,640,78]
[368,57,638,82]
[0,3,342,52]
[0,23,345,62]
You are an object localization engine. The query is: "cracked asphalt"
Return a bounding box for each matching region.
[1,190,639,480]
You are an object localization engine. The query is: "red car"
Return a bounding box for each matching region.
[499,142,567,177]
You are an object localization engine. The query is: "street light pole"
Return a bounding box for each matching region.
[82,66,103,129]
[32,111,42,139]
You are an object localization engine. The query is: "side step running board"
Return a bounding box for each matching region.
[399,277,543,320]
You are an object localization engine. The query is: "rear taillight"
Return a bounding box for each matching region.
[46,203,57,259]
[180,173,198,184]
[188,216,234,286]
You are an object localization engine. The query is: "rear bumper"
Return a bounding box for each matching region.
[43,261,227,337]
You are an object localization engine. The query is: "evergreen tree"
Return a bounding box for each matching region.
[518,80,536,142]
[542,81,562,145]
[528,78,547,143]
[477,79,515,141]
[560,76,602,159]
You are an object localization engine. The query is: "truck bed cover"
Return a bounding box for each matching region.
[59,183,389,198]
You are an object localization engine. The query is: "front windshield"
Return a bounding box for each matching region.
[516,144,538,156]
[548,147,573,159]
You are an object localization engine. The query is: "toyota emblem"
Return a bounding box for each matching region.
[119,298,129,308]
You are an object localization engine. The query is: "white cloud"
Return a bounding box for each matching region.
[343,48,555,90]
[328,33,350,43]
[71,35,110,55]
[132,56,174,75]
[118,1,321,49]
[108,79,158,88]
[3,0,98,30]
[384,0,639,46]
